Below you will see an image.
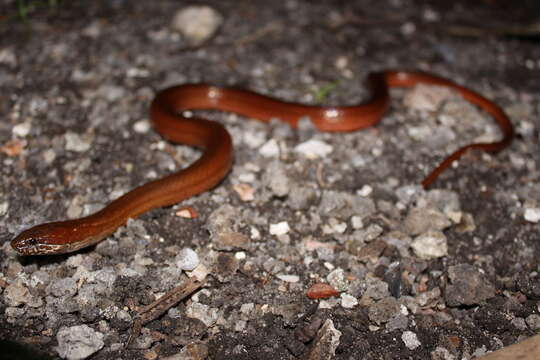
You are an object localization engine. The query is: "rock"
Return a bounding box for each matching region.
[269,221,290,235]
[395,185,424,205]
[47,277,78,298]
[214,253,239,283]
[444,264,495,306]
[263,161,290,197]
[207,204,245,241]
[176,248,200,271]
[515,274,540,299]
[354,224,384,243]
[295,139,333,159]
[384,262,402,298]
[185,302,219,327]
[305,319,342,360]
[357,277,390,300]
[0,47,17,67]
[524,207,540,223]
[64,131,92,152]
[326,268,348,292]
[162,342,208,360]
[288,185,318,210]
[411,231,448,259]
[213,231,250,251]
[425,189,461,215]
[368,297,401,324]
[386,314,408,331]
[512,317,527,331]
[431,347,456,360]
[56,325,104,360]
[295,316,324,343]
[401,330,421,350]
[12,122,31,137]
[526,314,540,330]
[4,280,43,308]
[356,239,387,262]
[133,119,150,134]
[340,293,358,308]
[171,5,223,46]
[319,191,375,220]
[259,139,280,157]
[276,274,300,283]
[404,207,451,235]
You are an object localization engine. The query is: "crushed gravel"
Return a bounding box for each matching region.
[1,1,539,359]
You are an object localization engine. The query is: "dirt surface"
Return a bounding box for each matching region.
[1,1,539,359]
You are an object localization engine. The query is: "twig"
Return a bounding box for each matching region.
[125,277,205,348]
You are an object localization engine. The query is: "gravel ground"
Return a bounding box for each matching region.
[1,1,539,359]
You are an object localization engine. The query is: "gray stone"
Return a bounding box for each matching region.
[263,161,290,197]
[319,191,375,219]
[171,5,223,46]
[526,314,540,330]
[404,207,451,235]
[56,325,104,360]
[4,280,43,308]
[368,297,401,324]
[186,302,219,327]
[47,278,77,298]
[288,185,317,210]
[402,330,421,350]
[176,248,200,271]
[444,264,495,306]
[305,319,342,360]
[411,231,448,259]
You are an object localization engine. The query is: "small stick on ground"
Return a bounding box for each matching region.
[126,277,205,348]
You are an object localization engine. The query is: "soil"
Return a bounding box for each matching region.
[0,1,539,359]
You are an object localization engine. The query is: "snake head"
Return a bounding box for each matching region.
[11,221,78,255]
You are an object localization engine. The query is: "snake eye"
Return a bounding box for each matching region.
[26,237,38,246]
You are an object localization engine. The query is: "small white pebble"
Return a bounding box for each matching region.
[340,293,358,308]
[447,210,462,223]
[250,226,261,240]
[259,139,280,157]
[43,149,56,164]
[65,132,92,153]
[233,183,255,201]
[133,120,150,133]
[238,172,256,183]
[411,231,448,259]
[351,216,364,229]
[176,248,199,271]
[0,201,8,216]
[276,274,299,283]
[186,263,209,281]
[269,221,290,236]
[235,251,246,260]
[243,131,266,148]
[334,56,348,70]
[171,5,223,45]
[0,48,17,67]
[524,208,540,223]
[402,331,421,350]
[12,122,31,137]
[295,139,333,159]
[323,262,335,270]
[357,185,373,197]
[318,299,338,309]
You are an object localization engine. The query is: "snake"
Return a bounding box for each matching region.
[10,70,514,255]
